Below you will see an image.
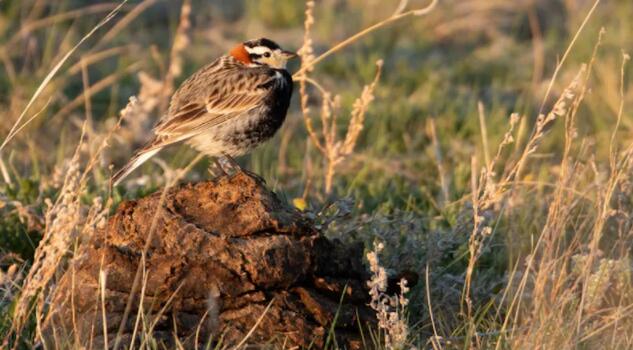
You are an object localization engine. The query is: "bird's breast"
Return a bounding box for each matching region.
[188,69,293,157]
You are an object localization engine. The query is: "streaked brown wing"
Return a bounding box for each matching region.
[154,103,208,135]
[155,65,274,139]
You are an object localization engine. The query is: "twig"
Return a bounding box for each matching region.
[293,0,438,77]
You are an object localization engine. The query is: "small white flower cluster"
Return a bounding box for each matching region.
[367,241,414,350]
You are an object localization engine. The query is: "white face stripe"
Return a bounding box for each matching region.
[244,46,273,55]
[244,45,287,69]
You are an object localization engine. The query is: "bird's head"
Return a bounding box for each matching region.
[230,38,297,69]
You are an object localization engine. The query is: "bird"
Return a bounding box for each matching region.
[111,37,297,186]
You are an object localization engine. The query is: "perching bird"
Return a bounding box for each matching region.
[112,38,296,186]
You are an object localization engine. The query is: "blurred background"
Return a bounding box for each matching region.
[1,0,633,347]
[0,0,633,197]
[2,0,631,204]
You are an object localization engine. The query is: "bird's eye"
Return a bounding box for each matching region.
[263,52,271,58]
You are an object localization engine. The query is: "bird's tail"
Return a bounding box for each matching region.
[111,142,164,186]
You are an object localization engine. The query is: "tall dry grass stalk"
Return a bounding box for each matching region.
[111,152,205,350]
[161,0,191,110]
[298,59,383,194]
[0,1,128,156]
[444,3,633,346]
[3,2,210,347]
[9,127,105,344]
[502,50,633,348]
[6,93,139,345]
[293,0,438,77]
[4,93,204,349]
[296,0,437,194]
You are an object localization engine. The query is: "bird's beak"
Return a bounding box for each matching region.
[281,50,298,59]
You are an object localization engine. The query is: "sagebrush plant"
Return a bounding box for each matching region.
[1,0,633,349]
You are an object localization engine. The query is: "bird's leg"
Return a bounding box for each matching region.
[221,154,241,171]
[208,158,228,178]
[221,153,266,183]
[216,156,235,176]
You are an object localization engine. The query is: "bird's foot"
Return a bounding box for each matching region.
[208,159,228,179]
[239,168,267,184]
[219,154,266,184]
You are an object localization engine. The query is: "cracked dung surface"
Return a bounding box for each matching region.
[43,172,377,349]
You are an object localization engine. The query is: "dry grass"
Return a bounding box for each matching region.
[295,0,436,194]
